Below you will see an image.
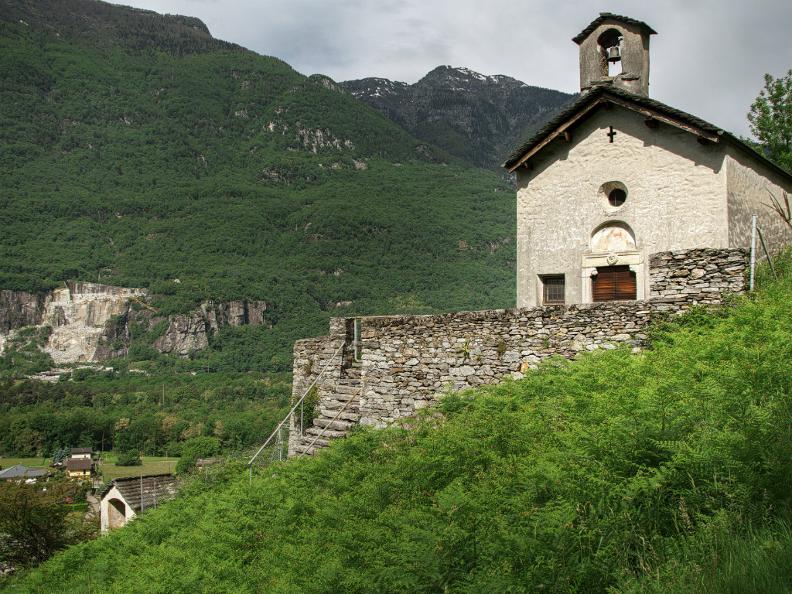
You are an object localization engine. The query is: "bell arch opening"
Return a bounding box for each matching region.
[597,28,623,77]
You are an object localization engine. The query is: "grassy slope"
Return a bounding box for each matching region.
[10,259,792,593]
[0,14,514,371]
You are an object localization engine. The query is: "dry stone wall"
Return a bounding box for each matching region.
[289,248,747,455]
[650,248,748,305]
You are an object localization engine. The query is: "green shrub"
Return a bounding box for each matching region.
[115,450,142,466]
[175,436,220,474]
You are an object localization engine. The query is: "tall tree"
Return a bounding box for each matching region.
[748,70,792,172]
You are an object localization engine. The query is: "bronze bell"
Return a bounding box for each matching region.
[607,45,621,63]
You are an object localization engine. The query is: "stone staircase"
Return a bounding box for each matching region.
[290,362,362,456]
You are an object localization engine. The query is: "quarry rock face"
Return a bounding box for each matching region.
[0,283,270,365]
[43,282,146,364]
[154,299,270,357]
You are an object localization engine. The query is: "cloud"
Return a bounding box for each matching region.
[115,0,792,137]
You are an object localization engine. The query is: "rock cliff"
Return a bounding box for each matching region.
[0,283,270,365]
[44,282,146,364]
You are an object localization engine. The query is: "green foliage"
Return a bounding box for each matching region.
[0,480,95,567]
[11,253,792,592]
[175,436,220,474]
[620,518,792,593]
[0,371,291,457]
[115,450,142,466]
[748,69,792,172]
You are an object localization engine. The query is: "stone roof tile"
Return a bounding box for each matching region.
[572,13,657,44]
[503,86,792,184]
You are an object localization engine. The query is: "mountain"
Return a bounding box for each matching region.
[0,0,515,372]
[341,66,575,169]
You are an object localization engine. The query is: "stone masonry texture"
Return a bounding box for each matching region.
[288,248,747,456]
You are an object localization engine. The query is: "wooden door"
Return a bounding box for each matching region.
[592,265,636,301]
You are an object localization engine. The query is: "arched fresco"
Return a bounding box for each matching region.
[590,222,636,253]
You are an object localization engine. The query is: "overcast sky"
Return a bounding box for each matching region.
[114,0,792,138]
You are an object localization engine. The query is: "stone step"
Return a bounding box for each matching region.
[291,444,318,456]
[333,384,361,396]
[325,389,359,401]
[322,402,359,415]
[299,427,334,448]
[305,426,347,439]
[322,401,356,413]
[319,409,360,422]
[312,417,354,431]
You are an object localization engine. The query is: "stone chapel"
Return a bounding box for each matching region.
[286,13,792,457]
[504,13,792,308]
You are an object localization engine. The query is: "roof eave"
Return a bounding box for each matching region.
[505,91,792,185]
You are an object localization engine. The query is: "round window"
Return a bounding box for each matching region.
[608,188,626,207]
[598,181,628,209]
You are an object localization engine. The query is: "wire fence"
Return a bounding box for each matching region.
[246,342,345,482]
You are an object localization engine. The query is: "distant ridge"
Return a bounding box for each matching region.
[341,65,575,169]
[0,0,231,54]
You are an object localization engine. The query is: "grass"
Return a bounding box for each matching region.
[0,456,50,470]
[97,454,178,481]
[0,455,180,480]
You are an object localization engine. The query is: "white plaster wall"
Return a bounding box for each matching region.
[725,147,792,255]
[515,107,729,307]
[100,486,136,533]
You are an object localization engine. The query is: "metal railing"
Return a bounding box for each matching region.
[246,342,345,481]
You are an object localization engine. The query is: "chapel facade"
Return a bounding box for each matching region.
[505,13,792,308]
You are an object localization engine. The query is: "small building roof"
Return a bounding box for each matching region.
[0,465,48,479]
[100,474,178,513]
[572,13,657,44]
[503,85,792,184]
[66,458,93,471]
[70,447,92,455]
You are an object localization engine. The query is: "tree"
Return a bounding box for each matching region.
[0,481,93,567]
[115,450,142,466]
[175,436,220,474]
[748,70,792,172]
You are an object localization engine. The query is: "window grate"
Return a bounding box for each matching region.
[541,275,565,304]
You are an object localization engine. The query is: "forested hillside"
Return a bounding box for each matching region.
[11,256,792,592]
[0,0,515,371]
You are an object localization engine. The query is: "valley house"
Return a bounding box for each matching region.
[505,13,792,307]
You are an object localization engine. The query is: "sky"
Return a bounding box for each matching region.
[113,0,792,138]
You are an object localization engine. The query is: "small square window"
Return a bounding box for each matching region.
[541,275,565,305]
